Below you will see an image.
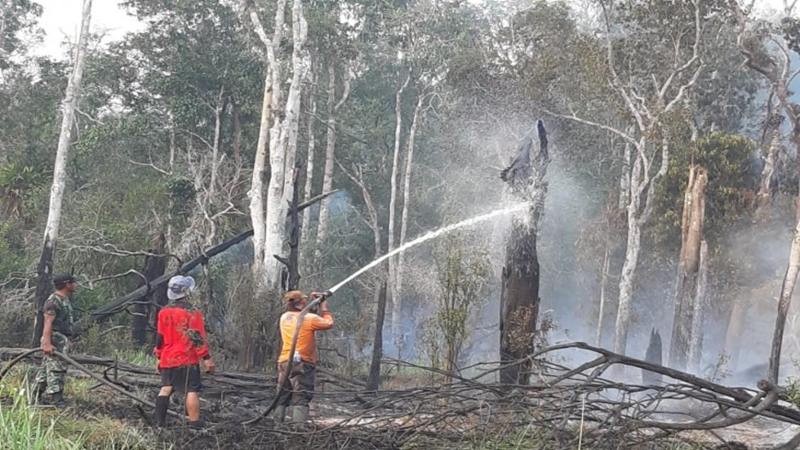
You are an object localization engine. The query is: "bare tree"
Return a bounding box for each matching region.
[314,64,351,259]
[387,73,411,339]
[393,92,425,339]
[338,161,385,390]
[32,0,92,344]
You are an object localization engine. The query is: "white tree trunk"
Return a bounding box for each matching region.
[301,75,317,246]
[394,93,424,323]
[244,0,286,291]
[44,0,91,248]
[613,152,643,356]
[618,139,632,210]
[387,74,411,338]
[769,213,800,383]
[688,240,708,373]
[315,65,338,256]
[595,245,610,346]
[262,0,308,290]
[209,86,225,199]
[248,71,272,280]
[32,0,92,344]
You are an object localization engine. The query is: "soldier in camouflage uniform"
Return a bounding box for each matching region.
[34,273,77,406]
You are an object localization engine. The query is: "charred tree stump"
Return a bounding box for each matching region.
[276,167,302,291]
[643,328,663,385]
[669,165,707,371]
[499,120,550,385]
[367,280,388,391]
[132,234,166,346]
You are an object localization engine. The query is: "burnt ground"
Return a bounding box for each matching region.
[4,352,800,449]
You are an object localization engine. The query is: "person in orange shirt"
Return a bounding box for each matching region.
[275,290,334,423]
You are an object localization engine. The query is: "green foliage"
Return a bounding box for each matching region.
[428,233,491,373]
[650,132,758,248]
[0,380,85,450]
[0,162,46,219]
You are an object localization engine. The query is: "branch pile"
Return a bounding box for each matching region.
[2,343,798,449]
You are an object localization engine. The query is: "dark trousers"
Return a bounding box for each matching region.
[276,361,316,407]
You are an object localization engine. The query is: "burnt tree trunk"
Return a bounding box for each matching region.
[367,280,388,391]
[499,222,540,384]
[132,234,166,346]
[499,120,550,385]
[669,165,707,371]
[643,328,663,385]
[276,167,302,291]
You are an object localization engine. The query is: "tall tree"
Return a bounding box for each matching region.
[32,0,92,345]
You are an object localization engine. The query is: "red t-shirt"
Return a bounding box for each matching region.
[154,301,210,368]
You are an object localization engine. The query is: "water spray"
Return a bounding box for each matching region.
[327,202,529,294]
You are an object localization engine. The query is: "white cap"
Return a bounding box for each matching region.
[167,275,196,300]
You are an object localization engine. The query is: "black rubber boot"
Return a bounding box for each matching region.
[188,419,205,430]
[48,391,66,408]
[31,382,47,405]
[154,395,170,427]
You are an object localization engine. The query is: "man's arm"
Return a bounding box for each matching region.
[309,300,334,331]
[41,313,55,355]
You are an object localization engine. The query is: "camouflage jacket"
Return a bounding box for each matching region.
[43,293,74,337]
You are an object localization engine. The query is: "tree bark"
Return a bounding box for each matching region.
[499,219,540,385]
[669,165,708,371]
[367,280,388,391]
[499,120,549,385]
[394,93,424,338]
[613,153,644,357]
[32,0,92,345]
[132,234,166,346]
[243,0,286,293]
[769,217,800,384]
[261,0,306,291]
[755,111,783,219]
[315,65,337,257]
[301,75,317,248]
[688,240,709,372]
[387,73,411,340]
[595,245,610,346]
[232,98,242,168]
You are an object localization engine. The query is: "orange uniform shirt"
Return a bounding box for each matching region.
[278,310,334,364]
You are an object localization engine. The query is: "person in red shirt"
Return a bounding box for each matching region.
[275,290,334,423]
[153,275,215,428]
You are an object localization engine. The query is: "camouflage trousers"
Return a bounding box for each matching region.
[34,332,69,395]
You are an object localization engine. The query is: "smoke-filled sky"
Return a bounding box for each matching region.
[32,0,794,58]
